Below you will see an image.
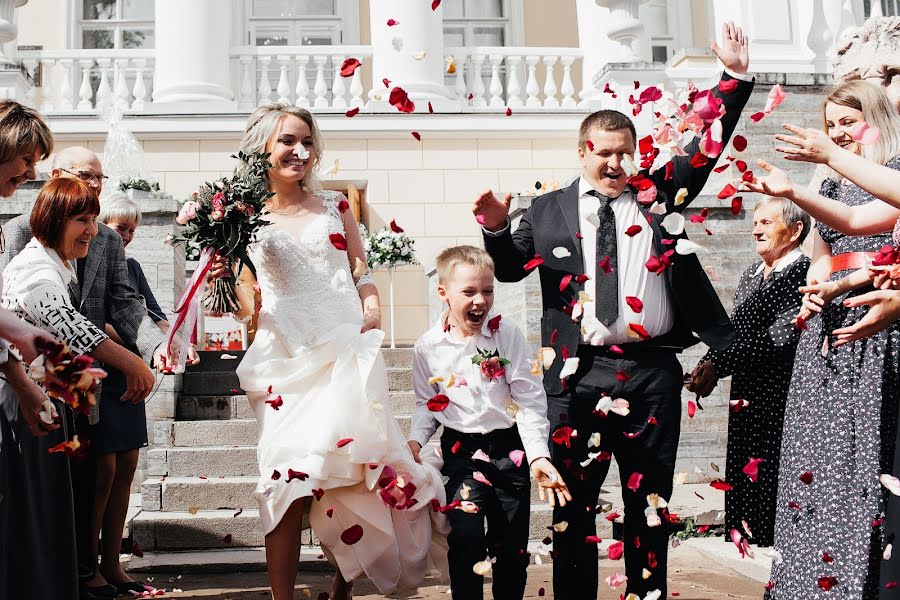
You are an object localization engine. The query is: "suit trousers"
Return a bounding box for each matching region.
[441,426,532,600]
[550,344,683,599]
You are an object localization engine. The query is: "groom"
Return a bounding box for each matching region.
[474,22,754,599]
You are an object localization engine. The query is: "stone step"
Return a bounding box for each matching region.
[177,391,416,421]
[382,347,413,368]
[387,366,413,392]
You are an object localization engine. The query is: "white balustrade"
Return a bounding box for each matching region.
[257,56,273,106]
[276,56,291,104]
[294,55,311,108]
[19,49,155,114]
[445,47,583,111]
[330,55,347,109]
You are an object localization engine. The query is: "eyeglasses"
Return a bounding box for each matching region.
[59,168,108,184]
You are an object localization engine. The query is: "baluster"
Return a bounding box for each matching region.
[488,54,504,108]
[870,0,884,17]
[560,56,576,108]
[132,58,148,111]
[57,59,74,111]
[469,53,487,107]
[77,59,93,111]
[257,55,273,105]
[294,54,311,108]
[331,55,347,108]
[313,55,329,108]
[807,0,833,72]
[542,55,559,108]
[349,62,364,108]
[22,58,38,107]
[524,55,540,108]
[40,59,55,112]
[505,55,523,108]
[95,58,112,110]
[113,58,130,110]
[453,53,467,102]
[238,56,255,110]
[276,55,291,104]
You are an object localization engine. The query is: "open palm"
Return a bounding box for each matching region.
[743,160,794,198]
[711,21,749,74]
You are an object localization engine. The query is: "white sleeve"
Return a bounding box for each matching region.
[17,281,108,355]
[723,68,754,82]
[482,218,511,238]
[503,324,551,464]
[410,341,441,447]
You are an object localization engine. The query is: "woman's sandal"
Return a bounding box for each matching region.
[112,580,153,595]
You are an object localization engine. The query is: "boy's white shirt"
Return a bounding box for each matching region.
[410,309,551,465]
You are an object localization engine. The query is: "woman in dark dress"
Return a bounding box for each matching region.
[745,80,900,598]
[85,193,169,595]
[690,197,810,547]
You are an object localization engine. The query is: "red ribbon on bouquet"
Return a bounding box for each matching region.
[165,247,215,372]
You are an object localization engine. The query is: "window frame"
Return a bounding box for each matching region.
[237,0,360,46]
[442,0,524,48]
[71,0,156,49]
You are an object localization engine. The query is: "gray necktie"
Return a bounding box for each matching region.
[588,190,618,325]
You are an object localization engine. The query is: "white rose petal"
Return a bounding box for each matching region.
[881,474,900,496]
[649,202,668,215]
[674,187,689,206]
[886,544,893,560]
[39,399,56,424]
[673,471,689,485]
[552,246,572,258]
[644,590,661,600]
[675,239,704,255]
[472,559,493,575]
[588,432,602,448]
[661,212,685,235]
[552,521,569,532]
[585,211,601,229]
[538,347,556,369]
[621,153,639,177]
[559,357,580,379]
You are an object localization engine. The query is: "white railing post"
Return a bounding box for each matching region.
[488,54,504,108]
[331,54,348,108]
[524,55,541,107]
[349,65,364,108]
[257,55,273,105]
[313,55,329,108]
[276,55,291,104]
[453,53,468,102]
[560,55,577,108]
[40,59,55,112]
[294,54,311,108]
[77,59,93,111]
[807,0,834,73]
[870,0,884,17]
[22,58,38,107]
[542,55,560,108]
[113,58,130,110]
[238,56,255,110]
[506,55,524,107]
[131,58,148,111]
[470,53,487,107]
[95,57,113,110]
[57,59,74,111]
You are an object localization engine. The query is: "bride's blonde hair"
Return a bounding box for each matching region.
[239,103,324,192]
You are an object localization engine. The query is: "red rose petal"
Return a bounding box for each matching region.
[326,507,335,518]
[735,159,748,172]
[717,183,737,199]
[585,535,603,544]
[575,273,590,284]
[718,79,739,94]
[451,440,462,454]
[337,199,350,213]
[731,196,743,216]
[551,426,575,448]
[271,469,281,480]
[488,314,502,333]
[341,524,364,545]
[523,254,544,272]
[386,18,399,26]
[223,534,233,544]
[628,323,651,339]
[428,101,434,114]
[690,207,710,224]
[822,551,834,563]
[336,438,353,448]
[732,135,747,152]
[586,140,595,152]
[750,111,766,122]
[608,540,624,560]
[559,273,573,292]
[710,479,733,491]
[431,0,441,9]
[817,576,838,591]
[312,488,325,500]
[339,57,361,78]
[389,86,416,113]
[800,471,813,485]
[627,471,643,491]
[265,395,283,410]
[688,400,697,418]
[390,219,404,233]
[382,78,391,88]
[506,107,512,116]
[287,469,309,482]
[427,394,450,412]
[329,233,348,250]
[795,315,808,331]
[690,152,708,168]
[345,107,360,118]
[411,131,421,141]
[625,224,643,237]
[598,255,613,273]
[625,296,643,313]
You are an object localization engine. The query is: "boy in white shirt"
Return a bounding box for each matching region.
[408,245,570,600]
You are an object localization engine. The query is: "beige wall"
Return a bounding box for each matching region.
[524,0,578,47]
[17,0,68,50]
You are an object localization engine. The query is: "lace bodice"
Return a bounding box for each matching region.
[250,190,368,348]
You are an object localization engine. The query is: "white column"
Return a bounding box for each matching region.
[368,0,457,111]
[152,0,234,107]
[0,0,26,66]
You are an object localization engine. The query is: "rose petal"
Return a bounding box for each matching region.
[487,314,502,333]
[427,394,450,412]
[710,479,733,491]
[552,246,572,258]
[411,131,421,141]
[524,254,544,272]
[731,196,743,216]
[559,274,573,292]
[345,107,360,118]
[559,357,580,379]
[472,449,491,462]
[389,219,404,233]
[851,121,881,145]
[625,224,643,237]
[329,233,348,250]
[718,79,739,93]
[388,86,415,113]
[340,524,364,545]
[473,471,493,487]
[339,57,361,78]
[675,239,704,255]
[627,471,643,491]
[661,212,685,235]
[336,438,353,448]
[742,457,764,483]
[608,540,624,560]
[625,296,643,313]
[509,449,525,467]
[732,135,747,152]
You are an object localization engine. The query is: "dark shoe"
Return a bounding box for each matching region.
[112,581,151,595]
[83,583,119,598]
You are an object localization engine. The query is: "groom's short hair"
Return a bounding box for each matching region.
[578,110,637,149]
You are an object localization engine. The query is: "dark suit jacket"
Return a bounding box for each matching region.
[484,72,753,394]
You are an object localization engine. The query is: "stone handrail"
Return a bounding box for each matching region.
[18,48,155,113]
[444,46,584,110]
[229,45,374,112]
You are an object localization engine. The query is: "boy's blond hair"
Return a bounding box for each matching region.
[435,245,494,283]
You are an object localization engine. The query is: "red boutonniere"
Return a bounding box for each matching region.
[471,347,510,381]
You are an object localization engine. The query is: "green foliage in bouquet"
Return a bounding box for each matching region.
[118,177,160,192]
[364,226,418,269]
[169,151,274,313]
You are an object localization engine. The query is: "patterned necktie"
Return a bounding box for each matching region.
[588,190,619,325]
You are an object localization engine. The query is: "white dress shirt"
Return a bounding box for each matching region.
[576,177,674,345]
[753,247,803,277]
[410,311,551,464]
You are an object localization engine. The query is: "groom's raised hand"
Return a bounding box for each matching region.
[472,190,512,232]
[711,20,749,75]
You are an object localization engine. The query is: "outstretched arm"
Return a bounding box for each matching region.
[776,122,900,210]
[474,190,536,282]
[340,197,381,333]
[743,159,900,235]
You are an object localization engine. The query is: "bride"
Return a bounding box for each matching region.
[217,103,448,600]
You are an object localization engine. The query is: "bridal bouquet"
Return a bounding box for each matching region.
[170,151,273,314]
[28,337,107,418]
[365,221,418,269]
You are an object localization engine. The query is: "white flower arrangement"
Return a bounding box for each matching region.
[364,226,418,269]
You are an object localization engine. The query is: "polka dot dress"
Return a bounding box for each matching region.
[766,164,900,599]
[704,253,810,547]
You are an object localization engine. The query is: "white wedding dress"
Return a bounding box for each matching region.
[236,190,448,593]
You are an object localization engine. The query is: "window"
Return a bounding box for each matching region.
[79,0,154,49]
[869,0,900,16]
[247,0,346,46]
[442,0,508,48]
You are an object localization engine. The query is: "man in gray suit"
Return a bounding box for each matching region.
[0,146,168,600]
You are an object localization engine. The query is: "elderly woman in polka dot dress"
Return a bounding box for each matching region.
[690,197,810,547]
